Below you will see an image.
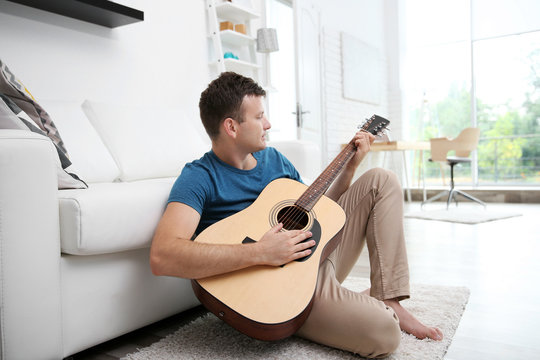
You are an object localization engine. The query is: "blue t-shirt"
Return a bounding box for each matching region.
[168,147,302,235]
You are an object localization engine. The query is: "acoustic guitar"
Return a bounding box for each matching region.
[191,115,390,341]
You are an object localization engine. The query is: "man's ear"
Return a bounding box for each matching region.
[222,117,238,138]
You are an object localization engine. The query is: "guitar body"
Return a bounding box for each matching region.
[192,178,346,341]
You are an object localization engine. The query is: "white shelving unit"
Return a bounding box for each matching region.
[206,0,261,79]
[220,29,254,47]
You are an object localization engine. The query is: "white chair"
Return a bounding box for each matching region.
[422,127,486,209]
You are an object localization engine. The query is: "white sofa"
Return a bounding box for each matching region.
[0,99,321,360]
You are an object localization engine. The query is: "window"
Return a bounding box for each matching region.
[474,32,540,184]
[402,0,540,186]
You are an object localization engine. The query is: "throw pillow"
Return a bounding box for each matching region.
[0,59,87,189]
[0,95,87,189]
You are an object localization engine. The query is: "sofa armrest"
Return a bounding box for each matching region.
[0,130,63,359]
[268,140,321,184]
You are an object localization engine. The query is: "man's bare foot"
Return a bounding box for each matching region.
[384,299,443,341]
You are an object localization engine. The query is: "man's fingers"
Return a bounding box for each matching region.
[292,248,312,260]
[354,132,375,144]
[352,133,374,153]
[291,231,312,244]
[271,223,284,233]
[292,238,315,261]
[297,239,316,250]
[289,238,314,260]
[286,231,315,260]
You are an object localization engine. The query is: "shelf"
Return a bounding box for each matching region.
[6,0,144,28]
[223,58,260,71]
[211,58,260,73]
[207,0,260,79]
[215,1,259,23]
[220,29,255,47]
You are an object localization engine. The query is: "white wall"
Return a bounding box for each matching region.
[307,0,403,180]
[0,0,209,121]
[0,0,402,169]
[309,0,401,165]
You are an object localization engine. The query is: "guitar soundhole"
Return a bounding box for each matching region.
[277,206,309,231]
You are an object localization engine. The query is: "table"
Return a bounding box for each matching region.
[370,141,430,202]
[370,141,430,152]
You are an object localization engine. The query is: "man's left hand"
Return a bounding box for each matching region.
[348,130,376,170]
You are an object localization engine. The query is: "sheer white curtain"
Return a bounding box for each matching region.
[265,0,297,141]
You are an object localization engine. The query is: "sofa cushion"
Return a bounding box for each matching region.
[268,140,321,184]
[39,100,120,183]
[58,178,175,255]
[82,100,210,182]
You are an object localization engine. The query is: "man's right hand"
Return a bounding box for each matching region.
[151,203,316,279]
[255,223,315,266]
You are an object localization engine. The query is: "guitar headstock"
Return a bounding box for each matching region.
[359,115,390,137]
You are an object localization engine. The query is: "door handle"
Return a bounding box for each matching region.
[292,103,310,127]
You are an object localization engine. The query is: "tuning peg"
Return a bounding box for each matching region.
[376,129,390,138]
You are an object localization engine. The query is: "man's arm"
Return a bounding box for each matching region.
[325,131,375,201]
[150,202,315,279]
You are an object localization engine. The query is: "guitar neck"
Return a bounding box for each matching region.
[294,114,389,212]
[295,139,357,211]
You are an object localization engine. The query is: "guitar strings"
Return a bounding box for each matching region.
[280,154,352,231]
[284,141,356,229]
[278,118,379,231]
[280,142,356,231]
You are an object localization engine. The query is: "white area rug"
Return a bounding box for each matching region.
[405,207,522,224]
[124,277,469,360]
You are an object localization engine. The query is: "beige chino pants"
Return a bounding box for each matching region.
[296,168,410,358]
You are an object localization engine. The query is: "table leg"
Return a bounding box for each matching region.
[421,150,427,202]
[402,151,411,203]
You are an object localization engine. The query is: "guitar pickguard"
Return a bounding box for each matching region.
[295,218,321,262]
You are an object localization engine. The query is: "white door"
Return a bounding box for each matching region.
[293,0,323,152]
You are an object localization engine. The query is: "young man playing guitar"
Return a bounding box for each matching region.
[150,72,442,358]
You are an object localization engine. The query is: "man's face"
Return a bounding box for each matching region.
[236,95,271,152]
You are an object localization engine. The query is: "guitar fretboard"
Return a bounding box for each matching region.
[295,139,356,211]
[294,114,388,212]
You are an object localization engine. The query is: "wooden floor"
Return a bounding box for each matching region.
[68,202,540,360]
[355,202,540,359]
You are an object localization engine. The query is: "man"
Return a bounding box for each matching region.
[150,72,442,358]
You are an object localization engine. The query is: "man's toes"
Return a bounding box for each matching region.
[429,327,443,341]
